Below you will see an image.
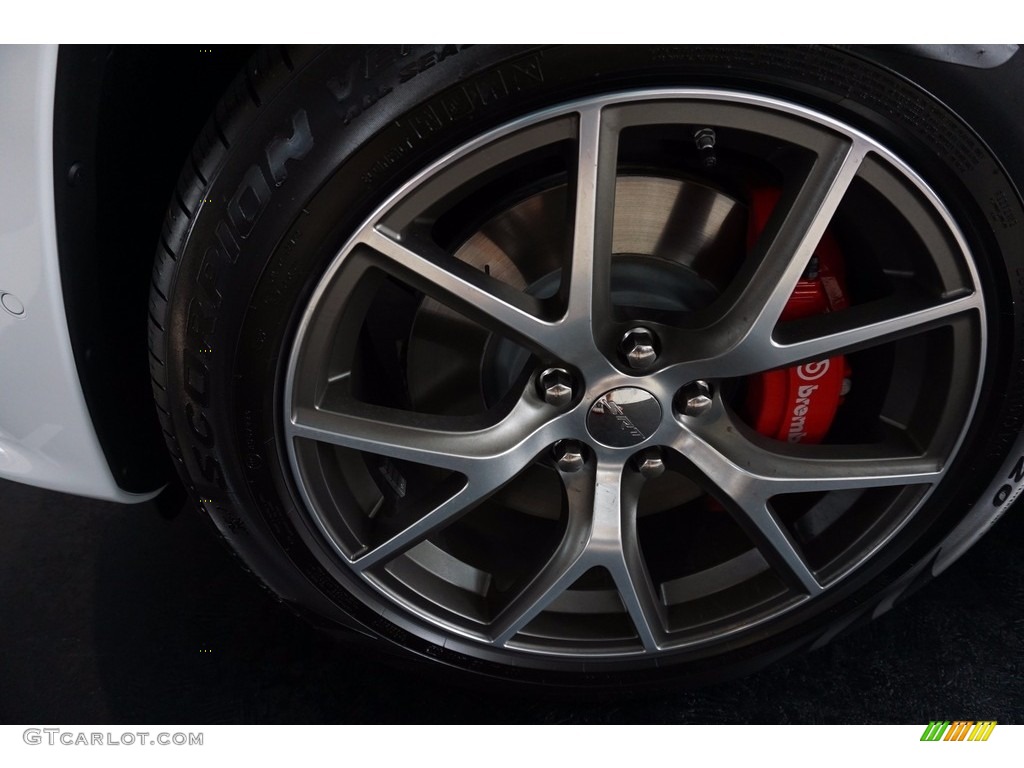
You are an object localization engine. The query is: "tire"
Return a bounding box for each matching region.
[149,45,1024,691]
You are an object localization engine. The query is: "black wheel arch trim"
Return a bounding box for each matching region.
[52,44,255,492]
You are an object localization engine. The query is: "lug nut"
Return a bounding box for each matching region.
[619,327,658,371]
[552,440,586,473]
[537,367,573,407]
[677,380,713,417]
[632,447,665,479]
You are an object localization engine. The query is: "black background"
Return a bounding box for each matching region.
[0,477,1020,724]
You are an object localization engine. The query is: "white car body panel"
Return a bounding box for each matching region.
[0,44,154,503]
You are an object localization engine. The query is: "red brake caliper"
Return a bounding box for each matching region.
[744,188,851,443]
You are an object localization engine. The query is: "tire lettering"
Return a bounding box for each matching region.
[437,87,480,122]
[227,165,271,239]
[397,45,468,84]
[988,189,1019,230]
[265,109,313,185]
[196,247,223,307]
[1009,454,1024,484]
[508,59,544,88]
[471,70,510,106]
[215,220,240,264]
[186,295,217,340]
[179,107,316,499]
[226,108,313,241]
[328,74,394,125]
[185,402,214,447]
[183,350,210,407]
[365,45,406,79]
[192,447,225,488]
[407,105,444,141]
[362,54,545,186]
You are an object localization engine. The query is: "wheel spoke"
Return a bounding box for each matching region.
[764,291,981,370]
[670,403,945,594]
[360,226,556,358]
[490,469,593,645]
[662,257,980,386]
[562,106,619,346]
[351,470,523,572]
[727,497,823,595]
[290,395,548,474]
[670,430,822,594]
[675,404,943,498]
[708,137,867,356]
[747,448,943,494]
[289,396,558,571]
[594,462,664,651]
[491,460,664,651]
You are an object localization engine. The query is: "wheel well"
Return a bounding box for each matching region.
[54,44,257,492]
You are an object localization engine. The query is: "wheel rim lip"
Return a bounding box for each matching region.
[280,88,987,660]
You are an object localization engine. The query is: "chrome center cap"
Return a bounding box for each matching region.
[586,387,662,448]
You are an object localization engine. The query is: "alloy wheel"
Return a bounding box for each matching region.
[282,90,985,659]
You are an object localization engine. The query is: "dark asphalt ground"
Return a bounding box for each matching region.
[0,476,1020,724]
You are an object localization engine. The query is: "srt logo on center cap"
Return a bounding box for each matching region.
[587,387,662,448]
